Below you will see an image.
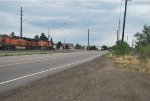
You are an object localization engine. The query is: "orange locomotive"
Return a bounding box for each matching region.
[0,35,53,50]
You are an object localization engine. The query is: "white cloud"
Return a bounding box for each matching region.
[0,0,149,46]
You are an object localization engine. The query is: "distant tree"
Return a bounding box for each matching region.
[90,45,97,50]
[13,35,20,39]
[134,25,150,46]
[34,35,40,41]
[134,25,150,58]
[40,33,48,41]
[101,45,108,50]
[87,45,97,50]
[10,32,15,38]
[56,41,62,49]
[75,43,83,49]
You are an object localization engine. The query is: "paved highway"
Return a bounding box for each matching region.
[0,51,107,93]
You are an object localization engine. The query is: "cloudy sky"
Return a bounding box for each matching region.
[0,0,150,46]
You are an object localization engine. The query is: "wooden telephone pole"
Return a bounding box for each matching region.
[122,0,131,42]
[87,29,89,50]
[20,7,23,38]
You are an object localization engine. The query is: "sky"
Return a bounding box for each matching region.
[0,0,150,47]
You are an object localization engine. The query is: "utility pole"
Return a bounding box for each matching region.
[118,0,123,41]
[63,38,66,50]
[122,0,130,42]
[117,30,119,41]
[20,7,23,38]
[132,39,134,48]
[87,29,89,50]
[48,28,50,41]
[118,19,121,40]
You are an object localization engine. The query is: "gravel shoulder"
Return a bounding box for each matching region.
[0,55,150,101]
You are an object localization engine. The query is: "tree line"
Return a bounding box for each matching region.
[10,32,53,42]
[113,25,150,58]
[74,43,98,50]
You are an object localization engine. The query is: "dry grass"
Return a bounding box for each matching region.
[106,53,150,73]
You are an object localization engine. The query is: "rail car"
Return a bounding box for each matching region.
[0,35,53,50]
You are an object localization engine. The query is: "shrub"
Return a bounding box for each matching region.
[114,40,130,57]
[136,44,150,58]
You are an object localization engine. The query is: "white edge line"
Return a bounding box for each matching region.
[0,55,100,85]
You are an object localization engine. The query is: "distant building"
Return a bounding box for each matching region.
[53,43,63,50]
[53,43,74,50]
[62,43,74,49]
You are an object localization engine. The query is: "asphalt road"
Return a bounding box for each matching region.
[0,51,107,93]
[1,54,150,101]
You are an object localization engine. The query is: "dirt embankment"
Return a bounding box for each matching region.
[0,56,150,101]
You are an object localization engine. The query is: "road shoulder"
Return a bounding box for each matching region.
[0,55,150,101]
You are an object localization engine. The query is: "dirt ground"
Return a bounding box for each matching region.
[0,56,150,101]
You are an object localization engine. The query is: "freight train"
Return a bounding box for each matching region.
[0,34,53,50]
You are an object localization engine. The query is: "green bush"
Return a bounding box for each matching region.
[145,44,150,57]
[134,25,150,58]
[114,40,130,57]
[136,44,150,58]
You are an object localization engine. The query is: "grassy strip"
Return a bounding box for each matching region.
[105,52,150,73]
[0,51,55,57]
[0,50,76,57]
